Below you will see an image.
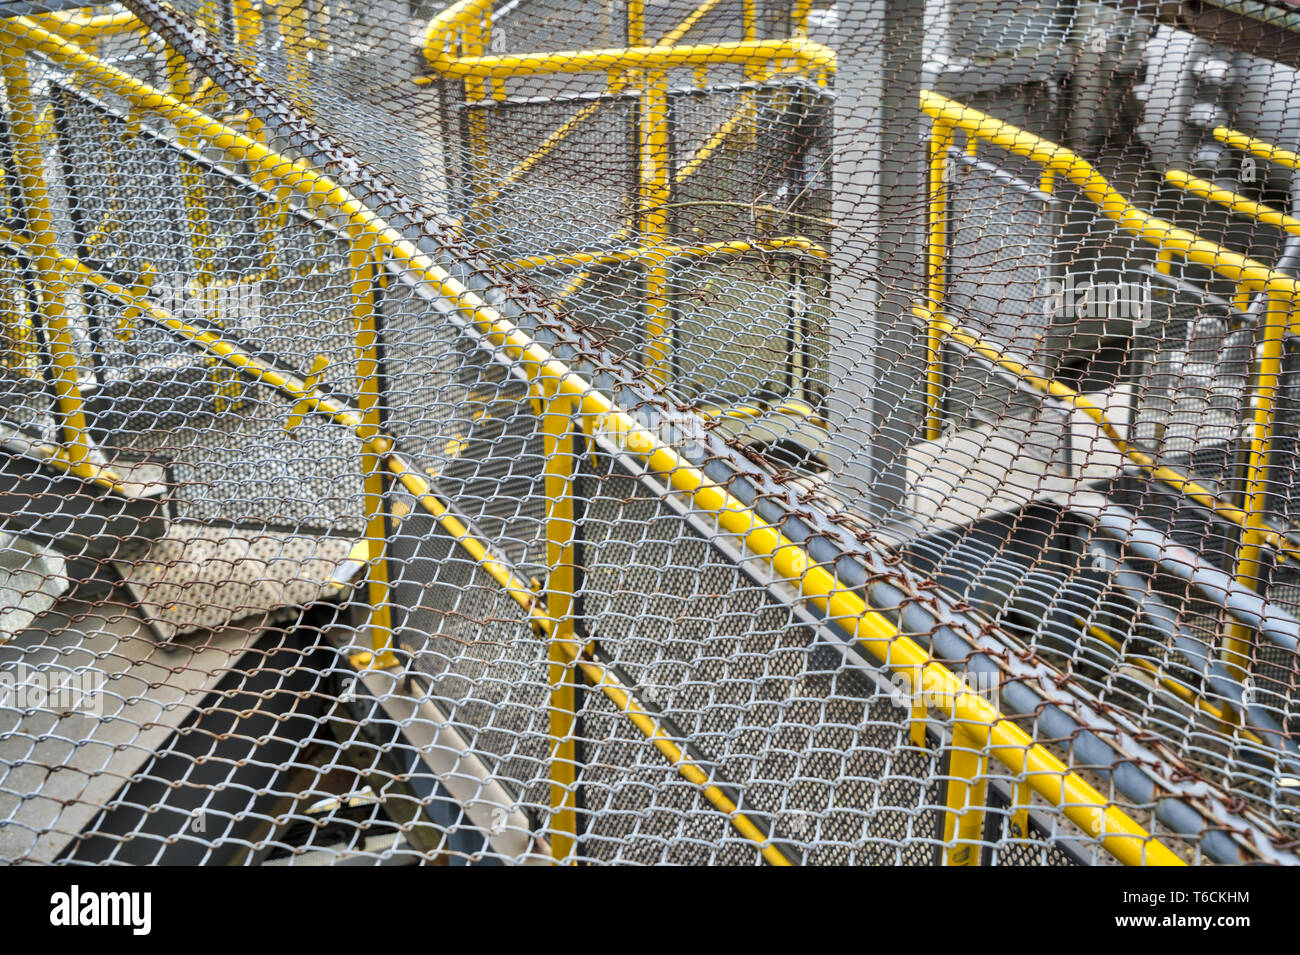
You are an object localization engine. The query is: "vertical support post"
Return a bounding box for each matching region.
[1007,778,1033,841]
[825,0,927,519]
[542,393,580,864]
[1233,281,1254,316]
[639,69,671,381]
[923,120,954,442]
[232,0,262,67]
[278,0,314,114]
[1226,288,1292,681]
[351,233,399,670]
[2,49,96,475]
[462,1,492,225]
[627,0,645,45]
[941,725,988,866]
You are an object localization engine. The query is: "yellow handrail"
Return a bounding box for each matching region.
[475,0,733,200]
[423,38,836,79]
[0,15,1180,866]
[1214,126,1300,172]
[1165,169,1300,238]
[697,396,825,429]
[421,0,836,80]
[920,90,1300,298]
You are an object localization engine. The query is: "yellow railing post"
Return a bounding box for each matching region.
[737,0,762,145]
[921,302,1300,564]
[0,249,37,374]
[541,392,580,863]
[1166,169,1300,239]
[639,69,671,381]
[351,232,400,670]
[942,724,989,866]
[1226,289,1294,681]
[1,48,96,476]
[164,35,215,273]
[1189,127,1300,685]
[791,0,814,37]
[627,0,644,45]
[924,120,954,441]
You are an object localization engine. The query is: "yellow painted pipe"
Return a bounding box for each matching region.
[942,726,989,865]
[387,454,789,864]
[423,0,495,45]
[1081,619,1268,749]
[478,0,732,200]
[350,233,399,669]
[26,10,142,40]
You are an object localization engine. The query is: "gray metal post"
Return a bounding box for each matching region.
[824,0,928,524]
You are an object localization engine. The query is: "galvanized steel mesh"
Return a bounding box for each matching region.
[2,0,1300,865]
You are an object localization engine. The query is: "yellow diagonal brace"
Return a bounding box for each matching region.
[285,353,331,435]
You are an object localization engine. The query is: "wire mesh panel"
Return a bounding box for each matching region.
[4,0,1300,868]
